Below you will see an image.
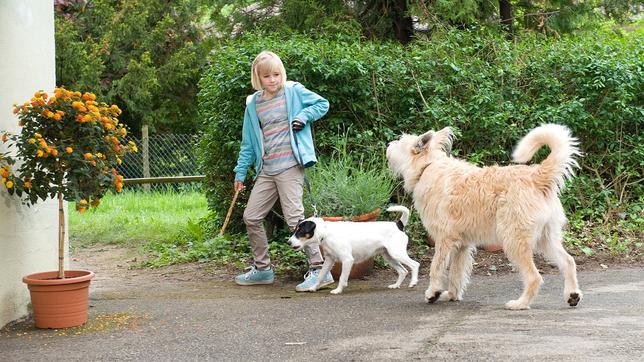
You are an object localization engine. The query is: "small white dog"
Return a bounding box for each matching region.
[288,206,420,294]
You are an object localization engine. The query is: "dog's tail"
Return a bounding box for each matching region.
[386,205,410,230]
[512,123,581,195]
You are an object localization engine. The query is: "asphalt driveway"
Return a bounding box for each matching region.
[2,263,643,361]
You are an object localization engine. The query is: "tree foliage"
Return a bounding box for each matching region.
[55,0,212,134]
[203,0,643,41]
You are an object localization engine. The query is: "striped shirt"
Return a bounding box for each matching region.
[256,89,298,175]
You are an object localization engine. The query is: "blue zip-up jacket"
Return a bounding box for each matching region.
[234,81,329,182]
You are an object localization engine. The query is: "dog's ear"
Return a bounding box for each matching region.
[294,220,316,239]
[413,131,433,154]
[432,127,454,154]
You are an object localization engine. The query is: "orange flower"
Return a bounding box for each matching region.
[2,134,7,143]
[65,146,73,153]
[36,150,44,157]
[83,153,93,160]
[0,168,9,178]
[24,181,32,189]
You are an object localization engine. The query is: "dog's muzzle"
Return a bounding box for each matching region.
[288,237,303,251]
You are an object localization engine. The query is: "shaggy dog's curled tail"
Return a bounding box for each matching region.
[512,124,581,195]
[386,205,410,228]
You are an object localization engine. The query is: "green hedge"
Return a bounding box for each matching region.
[197,27,643,233]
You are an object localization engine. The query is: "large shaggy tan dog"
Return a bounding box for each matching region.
[386,124,582,310]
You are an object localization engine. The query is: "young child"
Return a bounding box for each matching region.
[233,51,333,291]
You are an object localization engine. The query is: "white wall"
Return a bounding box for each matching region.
[0,0,64,328]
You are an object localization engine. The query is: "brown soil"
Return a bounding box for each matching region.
[71,244,241,285]
[71,243,644,287]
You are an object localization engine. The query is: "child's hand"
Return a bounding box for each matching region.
[234,180,245,192]
[292,119,305,132]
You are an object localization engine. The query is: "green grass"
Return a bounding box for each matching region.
[69,190,208,247]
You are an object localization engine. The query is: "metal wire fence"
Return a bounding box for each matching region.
[117,133,203,192]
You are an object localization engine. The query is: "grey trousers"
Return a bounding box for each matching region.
[243,166,324,270]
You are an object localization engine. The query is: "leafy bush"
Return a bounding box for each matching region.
[197,27,642,242]
[306,135,397,217]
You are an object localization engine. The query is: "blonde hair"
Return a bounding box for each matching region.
[251,51,287,91]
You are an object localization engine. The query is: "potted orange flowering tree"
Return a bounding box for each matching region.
[0,87,136,328]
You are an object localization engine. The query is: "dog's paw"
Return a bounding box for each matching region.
[505,299,530,310]
[566,291,582,307]
[408,281,418,288]
[425,290,442,304]
[388,283,401,289]
[439,291,460,302]
[330,288,343,295]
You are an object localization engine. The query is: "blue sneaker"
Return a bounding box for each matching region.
[295,268,334,292]
[235,266,274,285]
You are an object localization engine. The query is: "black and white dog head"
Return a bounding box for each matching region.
[288,218,323,251]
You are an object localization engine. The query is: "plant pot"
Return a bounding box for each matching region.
[483,244,503,252]
[321,208,380,280]
[22,270,95,329]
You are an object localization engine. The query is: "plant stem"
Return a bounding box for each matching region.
[58,191,65,279]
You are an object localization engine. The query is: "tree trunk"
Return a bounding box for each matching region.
[58,191,65,279]
[499,0,513,39]
[392,0,413,44]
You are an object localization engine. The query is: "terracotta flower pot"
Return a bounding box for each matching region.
[22,270,95,329]
[483,244,504,252]
[321,208,381,280]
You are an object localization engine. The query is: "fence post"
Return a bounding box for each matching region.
[142,125,150,192]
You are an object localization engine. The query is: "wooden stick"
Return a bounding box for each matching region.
[219,188,240,236]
